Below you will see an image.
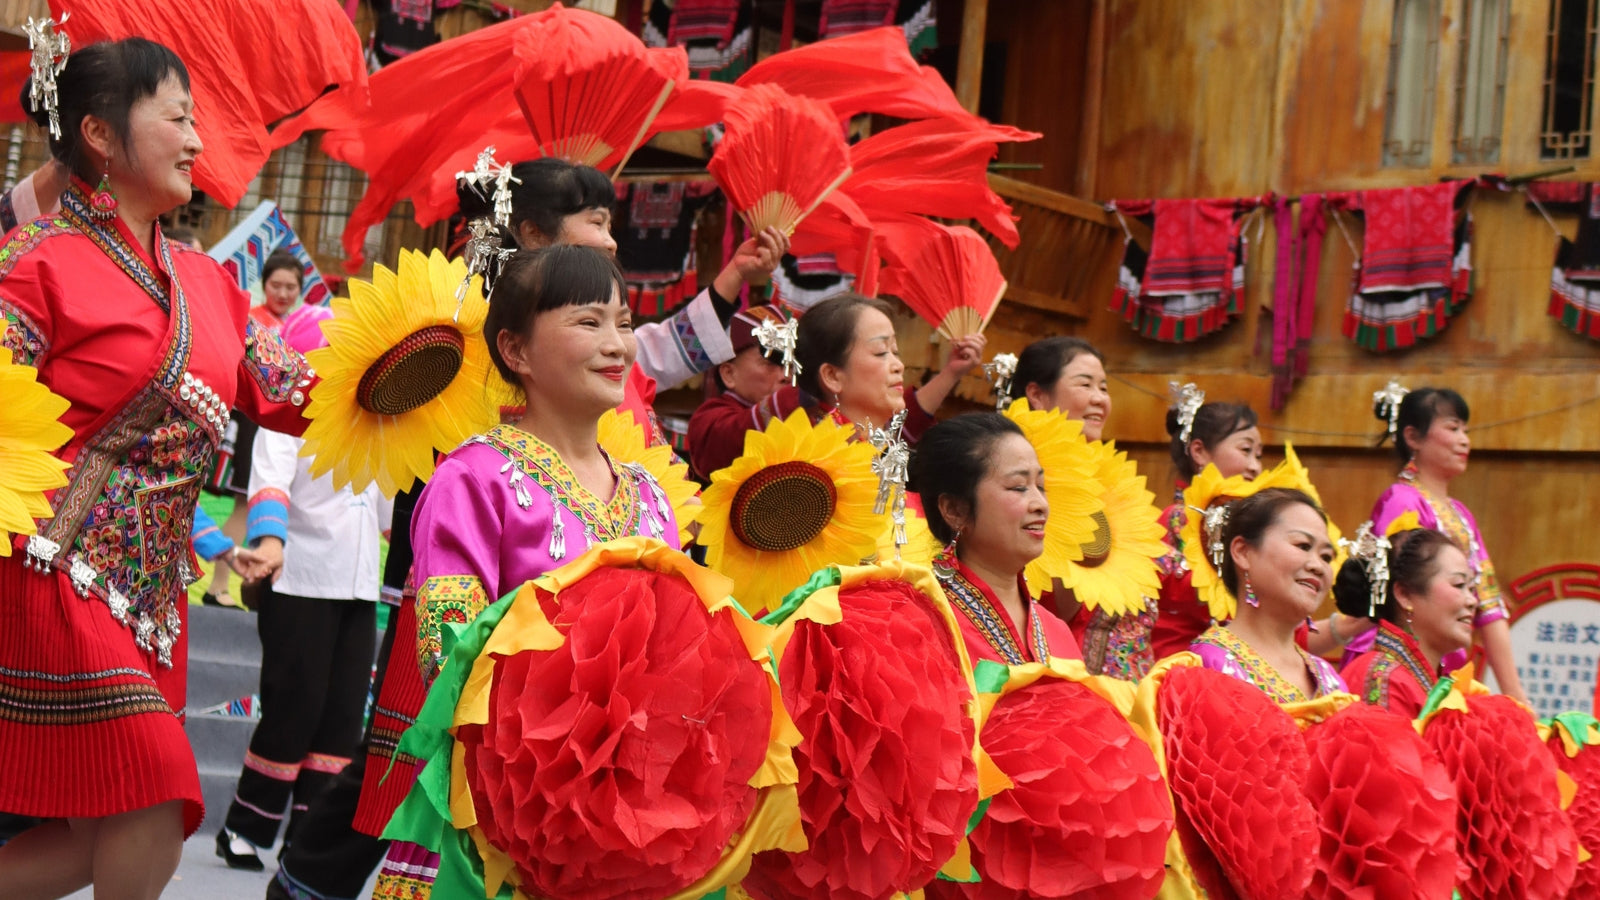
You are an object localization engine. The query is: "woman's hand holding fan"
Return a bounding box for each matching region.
[707,83,853,238]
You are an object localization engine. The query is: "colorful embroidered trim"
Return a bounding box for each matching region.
[1193,625,1339,704]
[479,425,643,543]
[416,574,489,682]
[302,752,351,774]
[1375,623,1436,694]
[936,554,1049,665]
[243,749,303,782]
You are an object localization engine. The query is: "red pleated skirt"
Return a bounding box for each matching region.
[0,557,202,835]
[353,596,428,837]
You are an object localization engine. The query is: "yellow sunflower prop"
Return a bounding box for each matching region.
[597,408,700,542]
[699,409,881,615]
[875,502,942,568]
[1001,399,1105,598]
[1058,440,1168,616]
[300,249,499,496]
[1180,443,1341,619]
[0,350,71,556]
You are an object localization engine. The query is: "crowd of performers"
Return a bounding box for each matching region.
[3,25,1600,900]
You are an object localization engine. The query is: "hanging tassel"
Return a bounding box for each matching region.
[501,459,533,509]
[549,515,566,560]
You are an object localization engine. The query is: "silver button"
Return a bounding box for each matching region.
[290,390,305,407]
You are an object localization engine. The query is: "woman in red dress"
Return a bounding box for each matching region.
[1339,528,1478,718]
[1150,399,1264,659]
[911,413,1081,665]
[0,39,310,898]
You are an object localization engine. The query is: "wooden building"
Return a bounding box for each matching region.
[946,0,1600,596]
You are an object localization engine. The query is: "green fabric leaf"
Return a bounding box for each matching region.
[759,565,843,626]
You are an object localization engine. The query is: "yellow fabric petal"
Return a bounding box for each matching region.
[0,354,72,548]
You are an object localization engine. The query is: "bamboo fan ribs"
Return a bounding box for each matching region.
[512,9,678,175]
[707,83,853,237]
[878,217,1007,339]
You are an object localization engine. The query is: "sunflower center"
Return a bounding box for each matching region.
[729,461,837,552]
[356,325,466,416]
[1077,510,1112,567]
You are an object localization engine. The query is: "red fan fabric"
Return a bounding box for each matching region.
[876,216,1005,334]
[928,678,1170,900]
[51,0,367,208]
[0,50,31,124]
[457,566,771,900]
[1544,730,1600,895]
[743,579,977,900]
[789,190,876,276]
[707,83,851,235]
[1158,666,1317,900]
[1301,703,1457,900]
[737,27,969,122]
[844,117,1037,249]
[1422,694,1578,900]
[511,10,677,172]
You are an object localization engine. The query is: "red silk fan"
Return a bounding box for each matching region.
[877,216,1006,339]
[511,7,677,174]
[707,83,853,237]
[845,117,1039,250]
[738,27,969,122]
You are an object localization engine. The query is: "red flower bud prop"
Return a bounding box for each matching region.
[1158,666,1317,900]
[1543,714,1600,896]
[929,671,1171,900]
[1422,692,1577,900]
[1301,702,1457,900]
[744,570,981,900]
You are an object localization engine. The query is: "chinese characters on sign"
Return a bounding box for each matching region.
[1499,598,1600,716]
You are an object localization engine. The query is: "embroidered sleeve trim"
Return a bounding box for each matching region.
[417,574,489,684]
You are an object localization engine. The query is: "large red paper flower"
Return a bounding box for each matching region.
[929,676,1171,900]
[1158,666,1317,900]
[458,566,772,900]
[1302,703,1457,900]
[1545,726,1600,895]
[743,578,978,900]
[1424,694,1578,900]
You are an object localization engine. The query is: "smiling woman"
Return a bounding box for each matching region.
[0,34,315,900]
[1189,488,1347,704]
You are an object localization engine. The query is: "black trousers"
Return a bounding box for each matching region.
[267,599,402,900]
[224,586,376,849]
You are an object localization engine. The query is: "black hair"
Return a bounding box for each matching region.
[1166,401,1259,482]
[1008,336,1105,402]
[483,245,628,385]
[494,158,616,244]
[25,38,191,183]
[1333,528,1464,623]
[1217,487,1327,598]
[794,293,896,401]
[261,249,304,288]
[910,413,1027,545]
[1383,387,1470,464]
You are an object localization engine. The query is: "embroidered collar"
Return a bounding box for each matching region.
[60,181,175,314]
[479,424,641,543]
[934,550,1049,665]
[1193,625,1334,704]
[1373,620,1437,692]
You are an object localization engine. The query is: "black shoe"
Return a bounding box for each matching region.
[216,828,265,871]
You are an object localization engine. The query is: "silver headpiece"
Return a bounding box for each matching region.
[1170,381,1205,444]
[24,15,71,140]
[1373,380,1409,439]
[457,217,515,309]
[868,409,910,557]
[456,146,520,229]
[983,352,1018,411]
[1191,502,1231,571]
[1338,521,1392,618]
[753,316,800,386]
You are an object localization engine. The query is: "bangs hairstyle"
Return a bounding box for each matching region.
[501,158,616,243]
[1386,386,1471,464]
[484,245,628,384]
[27,38,191,182]
[1009,336,1104,401]
[909,412,1026,545]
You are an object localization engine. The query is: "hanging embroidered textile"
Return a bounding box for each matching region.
[1526,181,1600,340]
[614,181,718,319]
[1108,196,1270,343]
[644,0,753,81]
[1269,193,1326,409]
[1325,179,1475,352]
[819,0,940,57]
[772,252,854,312]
